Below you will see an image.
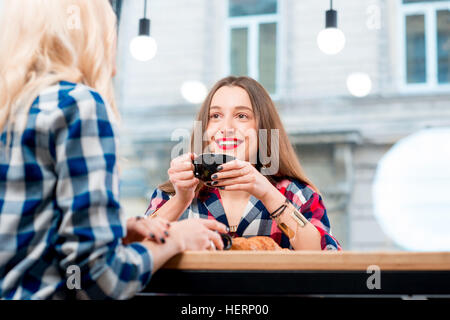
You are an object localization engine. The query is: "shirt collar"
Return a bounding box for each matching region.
[197,186,266,233]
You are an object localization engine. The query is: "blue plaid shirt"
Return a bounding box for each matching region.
[0,81,153,299]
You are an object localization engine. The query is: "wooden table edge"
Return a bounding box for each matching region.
[161,251,450,271]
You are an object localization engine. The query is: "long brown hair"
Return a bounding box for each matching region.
[159,76,318,195]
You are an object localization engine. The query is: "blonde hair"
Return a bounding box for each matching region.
[0,0,119,138]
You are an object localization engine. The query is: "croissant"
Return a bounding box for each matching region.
[230,236,286,251]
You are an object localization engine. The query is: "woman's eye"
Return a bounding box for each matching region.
[210,113,220,119]
[237,113,248,119]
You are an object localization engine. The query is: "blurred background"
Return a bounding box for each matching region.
[108,0,450,251]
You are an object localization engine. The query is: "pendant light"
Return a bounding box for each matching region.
[317,0,346,55]
[130,0,157,61]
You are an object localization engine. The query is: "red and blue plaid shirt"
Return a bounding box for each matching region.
[145,179,341,250]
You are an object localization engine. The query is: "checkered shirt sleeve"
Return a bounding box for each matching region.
[144,188,170,217]
[0,82,153,299]
[282,180,342,250]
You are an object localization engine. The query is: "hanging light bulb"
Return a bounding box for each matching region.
[130,0,157,61]
[181,81,208,104]
[317,0,346,55]
[347,72,372,97]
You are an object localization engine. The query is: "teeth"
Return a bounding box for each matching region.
[218,140,242,146]
[219,141,237,146]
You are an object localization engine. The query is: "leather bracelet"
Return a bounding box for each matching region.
[269,198,289,219]
[271,204,287,219]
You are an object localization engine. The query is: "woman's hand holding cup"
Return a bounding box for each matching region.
[168,153,199,206]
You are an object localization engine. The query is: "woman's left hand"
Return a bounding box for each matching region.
[123,216,171,245]
[208,159,275,201]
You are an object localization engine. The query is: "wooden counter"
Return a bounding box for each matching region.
[141,251,450,297]
[161,251,450,271]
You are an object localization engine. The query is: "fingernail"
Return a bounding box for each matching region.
[164,231,169,237]
[226,227,230,232]
[217,166,223,171]
[150,233,155,239]
[160,237,166,244]
[219,186,225,190]
[211,181,218,186]
[211,174,218,179]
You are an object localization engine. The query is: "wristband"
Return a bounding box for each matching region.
[269,198,289,219]
[273,201,308,239]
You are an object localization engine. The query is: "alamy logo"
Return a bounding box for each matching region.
[366,4,381,30]
[66,265,81,290]
[366,265,381,290]
[67,5,81,30]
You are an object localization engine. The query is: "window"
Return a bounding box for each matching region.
[227,0,279,95]
[400,0,450,91]
[437,9,450,83]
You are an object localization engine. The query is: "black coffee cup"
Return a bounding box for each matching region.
[221,233,232,250]
[192,153,236,182]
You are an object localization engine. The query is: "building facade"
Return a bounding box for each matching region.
[114,0,450,251]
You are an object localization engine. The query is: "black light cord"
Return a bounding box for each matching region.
[325,0,337,28]
[138,0,150,36]
[144,0,147,19]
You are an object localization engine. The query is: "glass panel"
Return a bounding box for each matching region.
[229,0,277,17]
[259,23,277,94]
[406,15,427,83]
[437,10,450,84]
[230,27,248,76]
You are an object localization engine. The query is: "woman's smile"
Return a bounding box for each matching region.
[206,86,258,161]
[215,137,244,150]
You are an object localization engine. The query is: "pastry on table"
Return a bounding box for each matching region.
[230,236,288,251]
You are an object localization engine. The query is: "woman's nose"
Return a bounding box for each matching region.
[220,128,235,137]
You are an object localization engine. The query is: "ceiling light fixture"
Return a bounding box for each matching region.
[317,0,346,55]
[130,0,158,61]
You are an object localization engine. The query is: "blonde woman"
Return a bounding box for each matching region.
[0,0,226,300]
[145,76,341,251]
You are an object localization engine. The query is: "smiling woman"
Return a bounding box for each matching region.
[207,85,258,161]
[144,76,341,251]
